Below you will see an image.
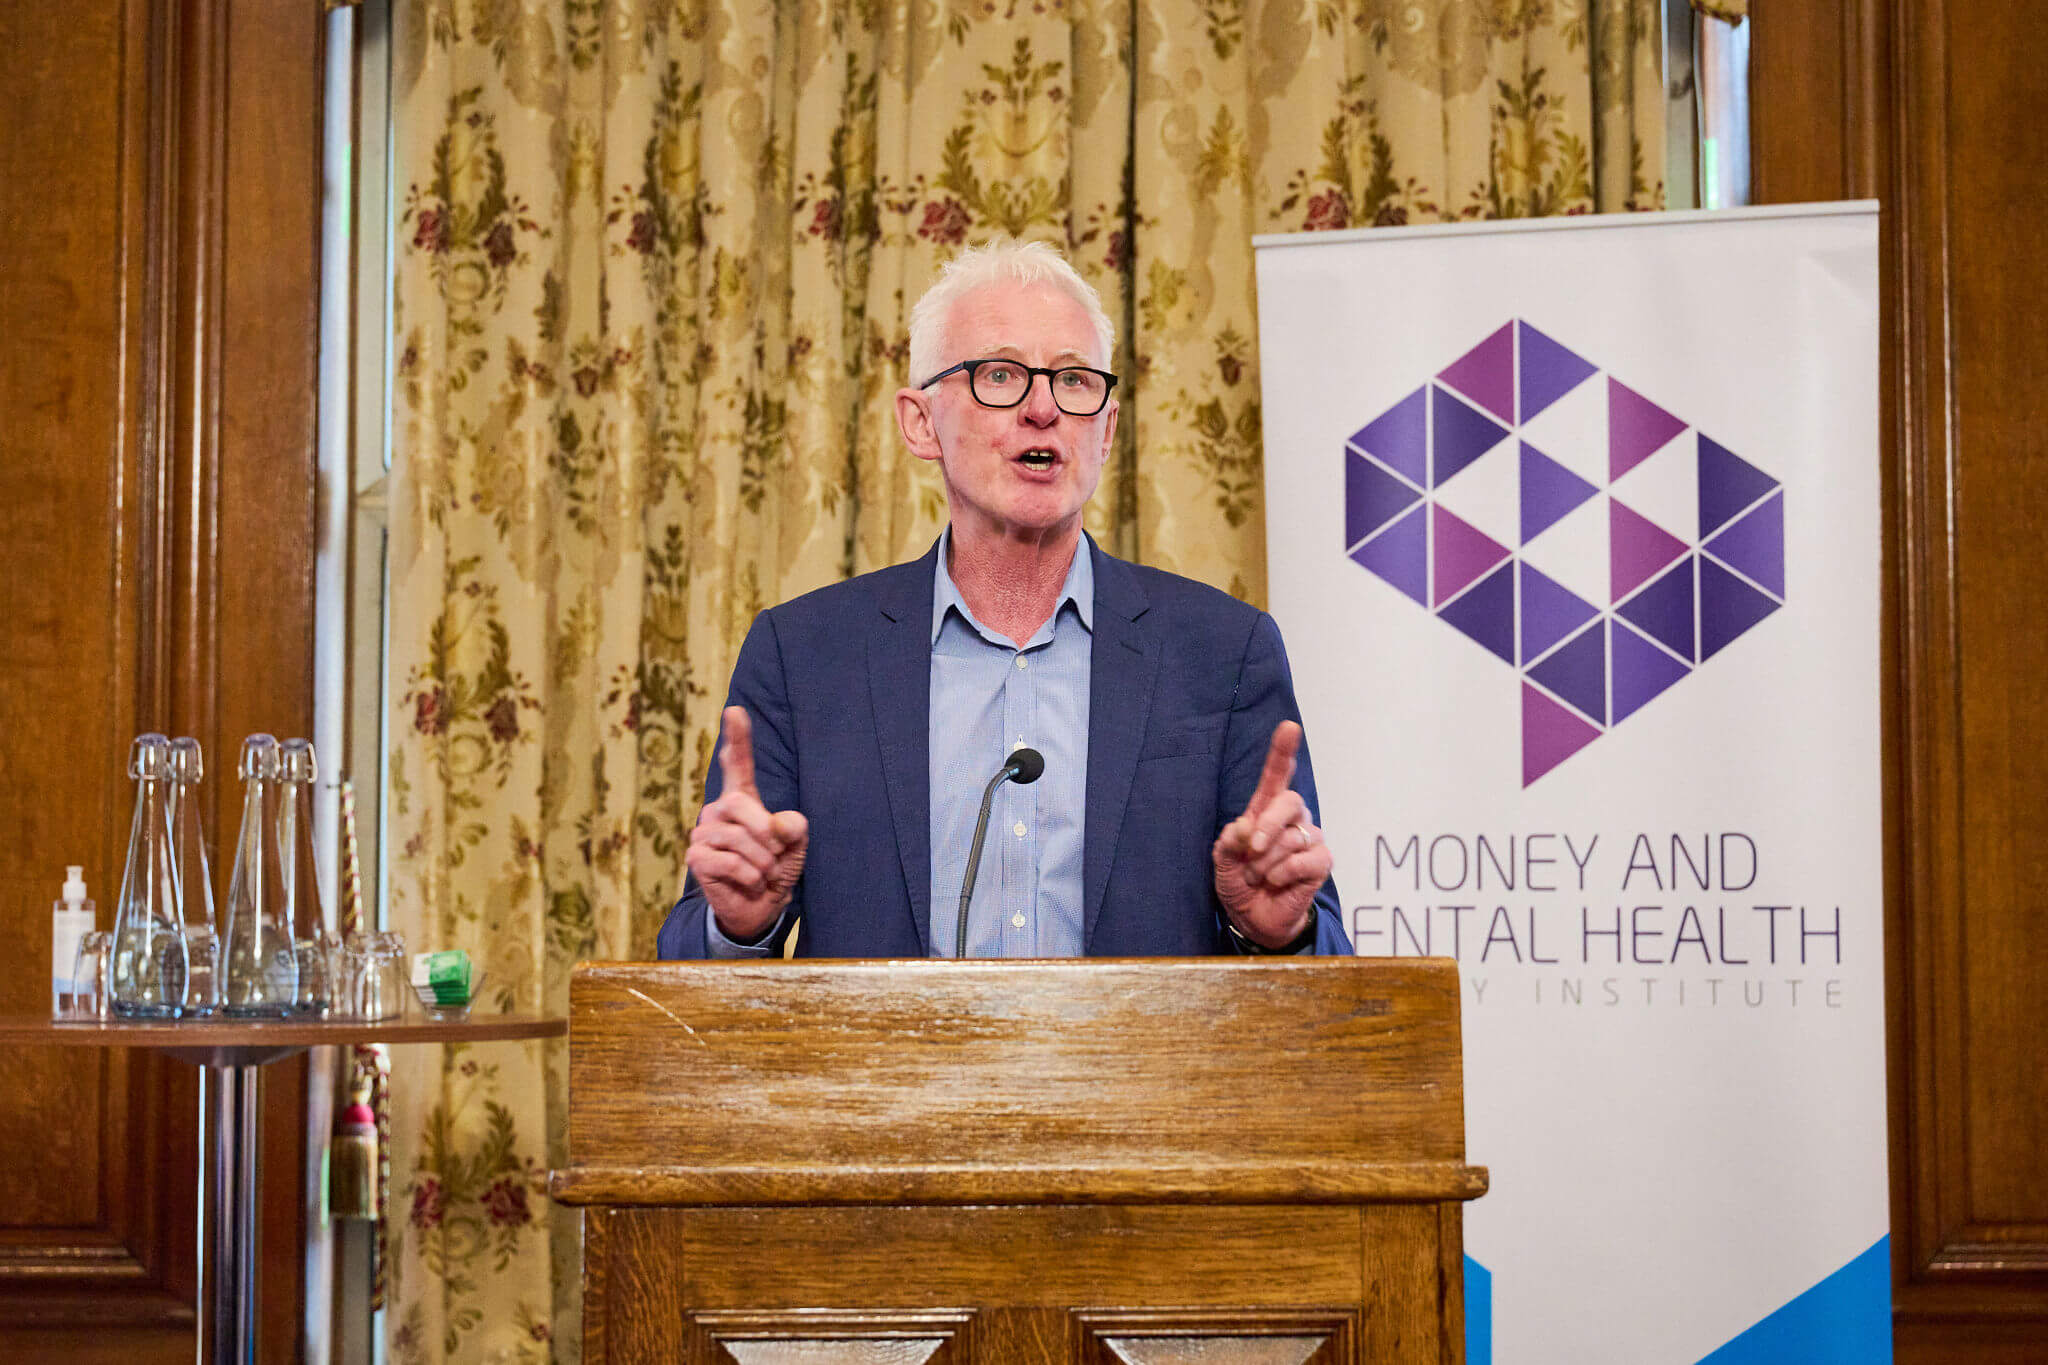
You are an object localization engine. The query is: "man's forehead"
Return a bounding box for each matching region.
[975,340,1097,363]
[945,280,1100,360]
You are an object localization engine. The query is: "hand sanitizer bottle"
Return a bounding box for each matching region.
[51,866,96,1018]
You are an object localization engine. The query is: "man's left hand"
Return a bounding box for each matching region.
[1211,720,1333,949]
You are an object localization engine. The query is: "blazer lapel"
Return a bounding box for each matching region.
[870,541,941,954]
[1083,542,1157,949]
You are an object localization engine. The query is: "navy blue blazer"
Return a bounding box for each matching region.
[655,536,1351,958]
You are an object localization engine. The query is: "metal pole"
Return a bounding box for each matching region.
[235,1064,261,1364]
[200,1064,242,1364]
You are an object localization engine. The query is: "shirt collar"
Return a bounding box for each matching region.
[931,527,1096,646]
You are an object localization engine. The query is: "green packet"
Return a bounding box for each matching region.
[412,949,472,1004]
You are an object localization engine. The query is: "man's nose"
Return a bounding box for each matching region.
[1019,371,1062,425]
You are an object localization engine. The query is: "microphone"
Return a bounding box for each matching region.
[954,747,1046,958]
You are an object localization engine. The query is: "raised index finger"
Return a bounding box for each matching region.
[1246,720,1301,817]
[718,705,760,800]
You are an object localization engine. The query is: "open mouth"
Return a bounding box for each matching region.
[1017,449,1058,471]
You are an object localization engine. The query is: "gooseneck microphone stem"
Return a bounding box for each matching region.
[954,747,1045,958]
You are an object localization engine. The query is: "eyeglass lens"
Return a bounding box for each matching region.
[970,362,1109,415]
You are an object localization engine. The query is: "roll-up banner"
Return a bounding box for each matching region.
[1255,204,1887,1364]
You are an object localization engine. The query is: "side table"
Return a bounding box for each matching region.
[0,1014,565,1364]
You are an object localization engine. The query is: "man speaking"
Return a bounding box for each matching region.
[657,240,1349,959]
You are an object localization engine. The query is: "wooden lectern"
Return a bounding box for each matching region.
[552,958,1486,1363]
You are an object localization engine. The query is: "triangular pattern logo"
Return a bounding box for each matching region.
[1343,321,1787,785]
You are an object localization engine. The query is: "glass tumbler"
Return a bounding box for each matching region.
[340,931,406,1021]
[70,931,115,1021]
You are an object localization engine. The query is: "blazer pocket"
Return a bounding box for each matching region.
[1136,721,1224,762]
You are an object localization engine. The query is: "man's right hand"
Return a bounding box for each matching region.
[684,705,810,943]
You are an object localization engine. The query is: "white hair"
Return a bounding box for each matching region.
[906,238,1117,387]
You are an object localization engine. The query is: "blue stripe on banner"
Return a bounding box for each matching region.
[1694,1236,1892,1365]
[1465,1254,1492,1365]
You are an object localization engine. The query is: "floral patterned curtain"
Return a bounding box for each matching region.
[382,0,1663,1358]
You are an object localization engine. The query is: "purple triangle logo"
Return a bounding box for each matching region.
[1520,440,1598,545]
[1523,683,1601,785]
[1341,321,1788,787]
[1528,622,1607,725]
[1433,505,1510,607]
[1698,434,1781,538]
[1517,321,1598,423]
[1520,562,1598,665]
[1609,378,1686,481]
[1438,322,1516,424]
[1350,503,1428,606]
[1610,619,1693,724]
[1610,499,1689,604]
[1438,563,1516,665]
[1617,555,1697,664]
[1704,491,1785,597]
[1347,451,1423,549]
[1348,386,1429,489]
[1432,384,1510,488]
[1700,556,1781,659]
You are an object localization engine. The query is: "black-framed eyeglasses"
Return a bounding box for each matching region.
[920,358,1119,417]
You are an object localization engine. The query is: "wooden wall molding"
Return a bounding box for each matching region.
[1749,0,1882,202]
[1879,0,2048,1323]
[1754,0,2048,1351]
[0,0,197,1331]
[143,0,229,751]
[0,0,320,1358]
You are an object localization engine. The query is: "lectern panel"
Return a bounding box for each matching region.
[1358,1205,1460,1365]
[1076,1308,1357,1364]
[1099,1337,1324,1364]
[664,1206,1366,1309]
[690,1310,973,1364]
[568,960,1469,1179]
[720,1343,946,1364]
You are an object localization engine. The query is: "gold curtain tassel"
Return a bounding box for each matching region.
[329,1083,380,1220]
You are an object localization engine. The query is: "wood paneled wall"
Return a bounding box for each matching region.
[1752,1,2048,1359]
[0,0,321,1359]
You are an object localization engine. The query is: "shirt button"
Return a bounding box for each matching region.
[1015,656,1028,670]
[1013,821,1027,837]
[1011,913,1027,929]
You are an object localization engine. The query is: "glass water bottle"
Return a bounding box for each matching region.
[221,735,296,1017]
[168,737,220,1017]
[277,738,337,1017]
[111,735,189,1018]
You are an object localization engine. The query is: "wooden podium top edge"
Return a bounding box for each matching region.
[549,1159,1490,1208]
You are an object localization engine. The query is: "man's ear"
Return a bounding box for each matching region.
[1097,396,1119,461]
[896,387,942,464]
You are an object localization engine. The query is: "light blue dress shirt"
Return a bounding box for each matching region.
[704,531,1093,958]
[926,531,1091,957]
